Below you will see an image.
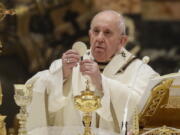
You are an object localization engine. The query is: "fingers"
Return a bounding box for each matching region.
[62,49,80,65]
[80,59,92,64]
[80,59,97,75]
[80,59,102,90]
[62,49,80,79]
[63,57,79,64]
[80,59,92,70]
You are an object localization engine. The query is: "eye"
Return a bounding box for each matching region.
[104,30,111,36]
[93,28,99,34]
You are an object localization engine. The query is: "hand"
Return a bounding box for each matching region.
[62,49,80,79]
[80,59,102,90]
[127,131,134,135]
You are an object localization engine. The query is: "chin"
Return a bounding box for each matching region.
[92,52,107,62]
[94,57,107,62]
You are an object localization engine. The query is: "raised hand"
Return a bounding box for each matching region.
[62,50,80,79]
[80,59,102,90]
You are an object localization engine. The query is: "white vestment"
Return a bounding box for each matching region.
[26,48,158,133]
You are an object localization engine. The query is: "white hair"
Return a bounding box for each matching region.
[90,10,126,35]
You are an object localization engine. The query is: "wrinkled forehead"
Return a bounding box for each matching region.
[90,12,121,30]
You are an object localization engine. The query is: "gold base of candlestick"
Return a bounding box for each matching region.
[14,84,32,135]
[16,107,28,135]
[0,115,6,135]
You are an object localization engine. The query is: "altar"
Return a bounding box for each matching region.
[28,126,119,135]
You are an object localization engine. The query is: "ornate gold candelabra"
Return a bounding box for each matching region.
[14,84,32,135]
[74,81,101,135]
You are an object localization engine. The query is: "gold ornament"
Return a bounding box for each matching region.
[0,3,15,21]
[14,84,32,135]
[74,80,101,135]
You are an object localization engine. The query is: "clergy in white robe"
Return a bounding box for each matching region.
[25,10,158,133]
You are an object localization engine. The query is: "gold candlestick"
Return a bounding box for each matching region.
[74,81,101,135]
[0,115,6,135]
[14,84,32,135]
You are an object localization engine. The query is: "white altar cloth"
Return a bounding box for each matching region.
[28,126,120,135]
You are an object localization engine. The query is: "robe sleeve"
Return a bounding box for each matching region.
[26,59,68,130]
[26,70,49,131]
[96,62,159,125]
[47,59,68,112]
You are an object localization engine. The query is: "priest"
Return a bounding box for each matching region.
[26,10,158,133]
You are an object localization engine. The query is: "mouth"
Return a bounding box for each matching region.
[94,47,105,52]
[95,45,105,50]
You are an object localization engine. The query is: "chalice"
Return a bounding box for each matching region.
[74,81,101,135]
[14,84,32,135]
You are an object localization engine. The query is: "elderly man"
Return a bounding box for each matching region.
[26,10,158,133]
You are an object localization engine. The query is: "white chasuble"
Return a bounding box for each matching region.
[26,48,158,133]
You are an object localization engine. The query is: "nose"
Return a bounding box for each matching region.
[96,32,104,43]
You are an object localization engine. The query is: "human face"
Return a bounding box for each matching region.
[89,13,124,62]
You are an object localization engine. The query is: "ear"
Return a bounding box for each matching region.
[118,35,128,50]
[89,29,92,38]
